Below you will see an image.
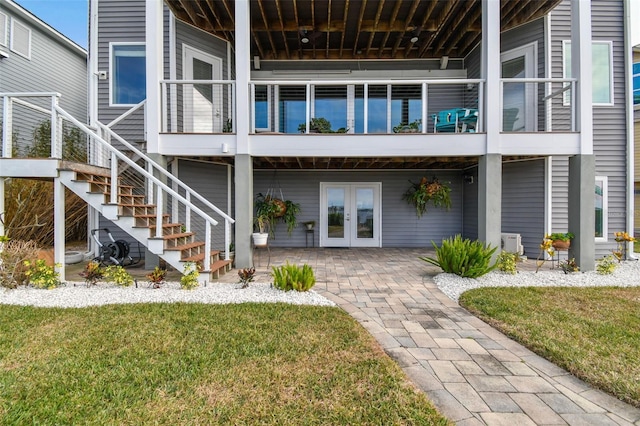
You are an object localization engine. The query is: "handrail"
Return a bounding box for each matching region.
[249,78,485,86]
[56,105,229,269]
[97,122,234,224]
[106,99,147,128]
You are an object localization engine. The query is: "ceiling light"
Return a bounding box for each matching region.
[410,35,419,43]
[301,36,309,44]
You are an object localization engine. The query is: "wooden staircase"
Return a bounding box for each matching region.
[59,165,232,280]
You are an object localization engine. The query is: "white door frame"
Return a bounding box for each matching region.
[501,41,537,132]
[319,182,382,248]
[182,44,223,132]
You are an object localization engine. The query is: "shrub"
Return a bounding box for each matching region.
[238,267,256,289]
[596,256,617,275]
[420,235,497,278]
[0,239,40,288]
[559,258,580,274]
[146,266,166,289]
[180,262,200,290]
[23,259,62,289]
[496,251,518,274]
[104,265,134,287]
[271,262,316,292]
[79,261,105,287]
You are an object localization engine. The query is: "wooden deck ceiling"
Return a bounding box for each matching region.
[164,0,561,60]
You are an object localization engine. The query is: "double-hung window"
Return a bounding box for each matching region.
[110,43,146,106]
[595,176,608,241]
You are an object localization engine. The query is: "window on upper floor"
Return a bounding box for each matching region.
[633,62,640,106]
[10,17,31,59]
[595,176,608,241]
[563,41,613,106]
[110,43,146,106]
[0,12,8,47]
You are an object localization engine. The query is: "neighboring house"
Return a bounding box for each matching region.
[0,0,87,149]
[1,0,636,277]
[634,46,639,234]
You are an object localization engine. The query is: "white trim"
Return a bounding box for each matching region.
[10,17,30,59]
[595,176,608,243]
[88,0,99,128]
[109,42,146,107]
[0,11,8,47]
[623,0,636,258]
[544,156,552,241]
[169,12,177,132]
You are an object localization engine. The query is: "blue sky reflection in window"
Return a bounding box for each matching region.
[112,45,146,105]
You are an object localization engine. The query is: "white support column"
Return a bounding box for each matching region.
[571,0,593,155]
[482,0,501,153]
[234,0,254,268]
[145,0,164,153]
[54,177,66,282]
[0,178,5,238]
[235,0,251,153]
[2,96,12,158]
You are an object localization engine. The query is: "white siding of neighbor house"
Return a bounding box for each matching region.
[550,0,628,258]
[0,1,87,155]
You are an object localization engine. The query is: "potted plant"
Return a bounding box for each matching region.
[402,176,452,218]
[393,119,422,133]
[298,117,348,133]
[254,193,301,238]
[252,213,270,246]
[547,232,574,250]
[303,220,316,230]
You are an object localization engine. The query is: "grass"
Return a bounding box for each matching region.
[0,303,450,425]
[459,286,640,408]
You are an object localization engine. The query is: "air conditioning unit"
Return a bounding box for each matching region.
[501,233,524,255]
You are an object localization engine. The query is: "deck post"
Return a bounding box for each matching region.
[478,154,502,260]
[234,154,253,268]
[54,177,66,282]
[569,154,595,271]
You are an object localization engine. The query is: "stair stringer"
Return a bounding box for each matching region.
[58,170,230,281]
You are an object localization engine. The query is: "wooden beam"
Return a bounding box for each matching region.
[256,0,279,58]
[391,0,419,58]
[364,0,385,57]
[351,0,368,56]
[377,0,401,58]
[274,0,291,59]
[338,0,350,58]
[417,0,457,58]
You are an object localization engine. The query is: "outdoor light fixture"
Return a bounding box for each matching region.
[410,35,419,43]
[301,31,310,44]
[440,56,449,70]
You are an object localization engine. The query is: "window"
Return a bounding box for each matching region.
[110,43,146,106]
[10,18,30,59]
[633,61,640,106]
[0,12,7,47]
[563,41,613,106]
[254,85,271,131]
[595,176,608,241]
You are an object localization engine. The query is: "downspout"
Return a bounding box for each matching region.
[544,12,553,240]
[623,0,637,258]
[88,0,100,256]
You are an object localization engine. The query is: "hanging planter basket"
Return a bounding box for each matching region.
[270,197,287,218]
[403,176,452,218]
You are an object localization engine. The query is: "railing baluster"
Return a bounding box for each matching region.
[205,221,211,272]
[155,190,163,239]
[110,151,118,205]
[2,96,12,158]
[185,192,191,231]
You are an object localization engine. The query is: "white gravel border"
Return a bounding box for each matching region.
[434,260,640,302]
[0,282,335,308]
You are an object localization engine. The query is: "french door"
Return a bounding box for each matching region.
[320,183,381,247]
[183,45,223,132]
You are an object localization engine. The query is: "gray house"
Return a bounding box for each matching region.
[0,0,636,280]
[0,0,87,144]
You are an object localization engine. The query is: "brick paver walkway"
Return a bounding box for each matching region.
[222,247,640,425]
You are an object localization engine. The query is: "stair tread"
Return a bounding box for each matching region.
[202,259,232,271]
[133,213,170,218]
[160,232,193,240]
[181,250,222,262]
[119,203,156,208]
[164,241,205,251]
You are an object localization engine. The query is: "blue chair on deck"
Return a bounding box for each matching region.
[432,108,478,133]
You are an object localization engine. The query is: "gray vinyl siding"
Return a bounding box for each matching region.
[0,2,86,155]
[502,160,545,257]
[550,0,628,258]
[462,167,478,240]
[253,170,463,247]
[175,160,231,251]
[96,0,146,142]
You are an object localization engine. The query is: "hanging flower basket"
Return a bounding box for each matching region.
[403,176,452,218]
[270,197,287,218]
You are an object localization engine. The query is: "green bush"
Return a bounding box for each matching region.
[496,251,518,274]
[596,255,617,275]
[180,262,200,290]
[271,262,316,292]
[420,235,497,278]
[104,265,134,287]
[0,240,40,288]
[24,259,61,289]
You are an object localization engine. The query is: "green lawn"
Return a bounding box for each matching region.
[0,303,450,425]
[459,286,640,408]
